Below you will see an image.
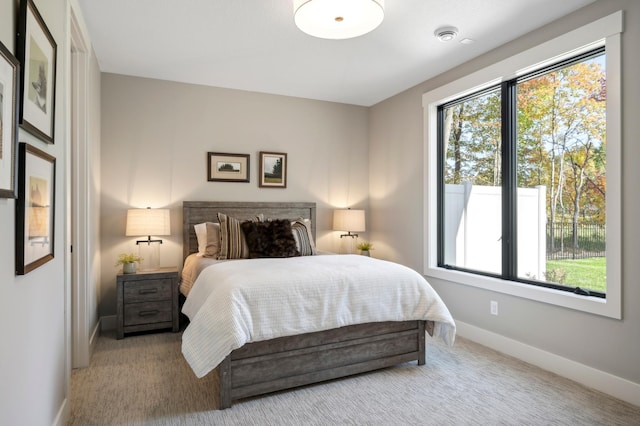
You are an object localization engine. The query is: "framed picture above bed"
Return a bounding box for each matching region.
[16,142,55,275]
[16,0,57,144]
[207,152,250,183]
[0,39,20,198]
[259,151,287,188]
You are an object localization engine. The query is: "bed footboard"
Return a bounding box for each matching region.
[218,320,426,409]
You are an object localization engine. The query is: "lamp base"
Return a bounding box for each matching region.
[339,236,358,254]
[138,241,161,271]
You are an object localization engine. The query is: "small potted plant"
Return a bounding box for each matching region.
[356,241,373,256]
[115,253,142,274]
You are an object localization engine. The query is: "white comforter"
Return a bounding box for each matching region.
[181,255,456,378]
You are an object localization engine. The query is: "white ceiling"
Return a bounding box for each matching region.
[77,0,595,106]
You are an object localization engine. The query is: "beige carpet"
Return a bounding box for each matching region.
[69,330,639,425]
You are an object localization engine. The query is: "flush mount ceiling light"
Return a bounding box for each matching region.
[434,26,459,42]
[293,0,384,40]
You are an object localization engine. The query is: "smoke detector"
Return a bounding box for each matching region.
[435,26,459,42]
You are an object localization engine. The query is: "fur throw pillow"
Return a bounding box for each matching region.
[241,219,300,258]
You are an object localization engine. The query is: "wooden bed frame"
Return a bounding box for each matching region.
[182,201,426,409]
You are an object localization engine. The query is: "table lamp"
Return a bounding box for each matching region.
[125,208,170,271]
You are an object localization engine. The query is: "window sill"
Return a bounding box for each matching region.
[425,265,620,319]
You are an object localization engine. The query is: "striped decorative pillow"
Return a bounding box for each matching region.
[291,218,316,256]
[217,213,264,260]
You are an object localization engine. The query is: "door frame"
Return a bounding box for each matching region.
[69,4,92,369]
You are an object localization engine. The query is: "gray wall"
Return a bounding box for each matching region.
[99,74,370,316]
[0,0,67,424]
[369,0,640,386]
[0,0,101,424]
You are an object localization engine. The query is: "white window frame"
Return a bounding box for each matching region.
[422,11,623,319]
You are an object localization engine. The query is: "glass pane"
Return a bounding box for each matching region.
[442,88,502,274]
[516,53,607,293]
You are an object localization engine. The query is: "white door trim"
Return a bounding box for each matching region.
[69,4,91,369]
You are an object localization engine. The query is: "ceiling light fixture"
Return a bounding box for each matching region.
[434,26,459,42]
[293,0,384,40]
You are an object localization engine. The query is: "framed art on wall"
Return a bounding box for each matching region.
[259,151,287,188]
[207,152,250,182]
[16,0,57,144]
[0,40,20,198]
[16,143,56,275]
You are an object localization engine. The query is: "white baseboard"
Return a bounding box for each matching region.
[52,396,69,426]
[89,319,101,357]
[456,320,640,407]
[101,315,116,331]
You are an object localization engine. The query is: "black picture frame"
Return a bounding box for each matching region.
[207,152,250,183]
[259,151,287,188]
[0,39,20,198]
[16,0,57,144]
[16,142,56,275]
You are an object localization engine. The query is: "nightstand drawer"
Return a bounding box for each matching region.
[124,301,173,326]
[123,279,173,303]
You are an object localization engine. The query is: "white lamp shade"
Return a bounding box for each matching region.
[126,208,171,237]
[293,0,384,40]
[333,209,365,232]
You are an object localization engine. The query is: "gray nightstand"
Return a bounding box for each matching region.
[116,267,179,339]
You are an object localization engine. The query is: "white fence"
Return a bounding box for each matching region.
[444,182,547,280]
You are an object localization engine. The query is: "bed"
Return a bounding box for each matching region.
[180,201,455,409]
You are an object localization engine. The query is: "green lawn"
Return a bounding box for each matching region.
[546,257,606,293]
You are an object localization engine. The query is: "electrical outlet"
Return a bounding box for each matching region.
[490,300,499,316]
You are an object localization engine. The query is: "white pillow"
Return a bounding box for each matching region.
[194,222,220,257]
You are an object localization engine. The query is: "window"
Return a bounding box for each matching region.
[423,12,622,318]
[438,48,606,297]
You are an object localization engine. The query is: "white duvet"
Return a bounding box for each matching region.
[181,254,456,378]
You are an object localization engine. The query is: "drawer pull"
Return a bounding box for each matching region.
[139,310,159,317]
[138,288,158,295]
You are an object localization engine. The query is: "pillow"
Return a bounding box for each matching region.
[241,219,300,258]
[291,218,317,256]
[194,222,221,257]
[217,212,264,260]
[194,223,207,254]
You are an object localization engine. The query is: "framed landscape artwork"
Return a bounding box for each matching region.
[259,151,287,188]
[17,0,57,144]
[207,152,250,182]
[0,40,20,198]
[16,143,56,275]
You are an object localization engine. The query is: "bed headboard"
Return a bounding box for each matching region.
[182,201,317,260]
